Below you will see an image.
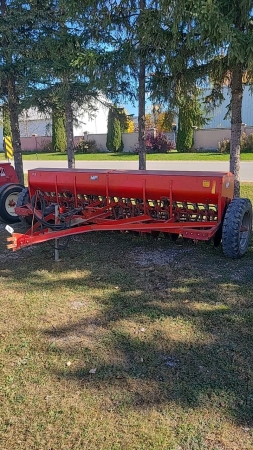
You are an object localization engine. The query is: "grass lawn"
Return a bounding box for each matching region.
[241,183,253,200]
[1,150,253,161]
[0,184,253,449]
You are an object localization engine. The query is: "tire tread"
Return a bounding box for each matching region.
[222,198,252,258]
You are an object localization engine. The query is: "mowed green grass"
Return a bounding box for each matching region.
[241,183,253,200]
[1,150,253,161]
[0,184,253,450]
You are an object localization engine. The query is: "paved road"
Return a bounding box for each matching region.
[1,159,252,181]
[19,160,253,182]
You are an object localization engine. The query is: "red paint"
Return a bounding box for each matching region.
[8,168,235,251]
[0,163,19,185]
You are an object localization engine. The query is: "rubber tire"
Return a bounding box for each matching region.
[16,187,32,225]
[16,187,30,208]
[0,183,24,223]
[222,198,252,259]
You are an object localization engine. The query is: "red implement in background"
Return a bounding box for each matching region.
[0,162,24,223]
[7,168,252,258]
[0,162,19,185]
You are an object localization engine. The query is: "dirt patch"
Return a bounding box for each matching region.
[130,246,193,266]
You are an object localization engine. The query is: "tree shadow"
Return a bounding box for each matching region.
[1,230,253,425]
[43,300,253,424]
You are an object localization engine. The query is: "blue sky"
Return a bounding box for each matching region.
[124,103,138,116]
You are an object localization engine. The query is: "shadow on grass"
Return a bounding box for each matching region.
[42,287,253,424]
[1,230,253,425]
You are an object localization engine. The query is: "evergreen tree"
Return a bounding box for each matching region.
[177,93,207,153]
[30,2,109,168]
[117,108,132,133]
[52,109,66,152]
[156,0,253,196]
[106,108,123,152]
[177,107,194,153]
[3,105,12,138]
[75,1,159,168]
[0,0,28,184]
[0,0,64,183]
[193,0,253,196]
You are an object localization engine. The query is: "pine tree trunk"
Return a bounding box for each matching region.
[138,0,146,170]
[138,58,146,170]
[0,0,6,15]
[7,77,24,185]
[65,102,75,169]
[230,65,243,198]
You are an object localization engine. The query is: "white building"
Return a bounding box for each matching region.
[202,86,253,128]
[19,109,52,137]
[73,103,109,135]
[19,101,110,138]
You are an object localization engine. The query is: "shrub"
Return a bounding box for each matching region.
[74,139,99,154]
[134,133,175,154]
[218,133,253,153]
[40,140,53,152]
[218,138,230,153]
[240,132,253,152]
